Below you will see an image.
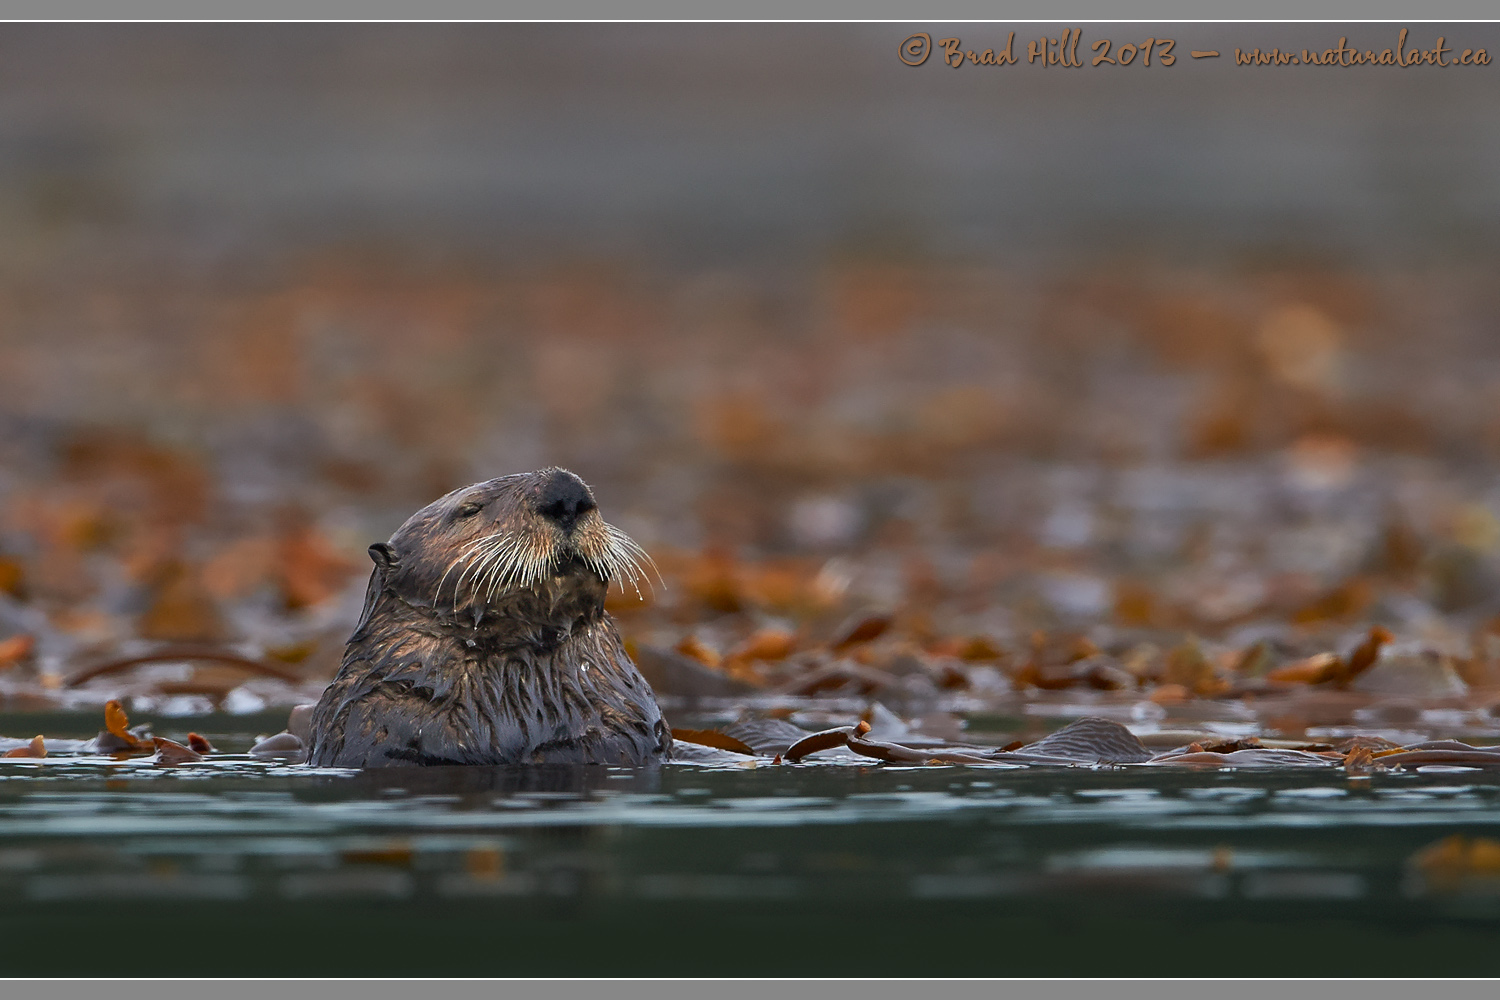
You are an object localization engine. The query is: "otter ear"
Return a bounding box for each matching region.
[351,544,398,642]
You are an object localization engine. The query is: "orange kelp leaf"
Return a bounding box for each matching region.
[1267,628,1392,687]
[0,556,24,598]
[1344,746,1377,775]
[956,636,1003,662]
[784,721,871,762]
[925,636,963,658]
[151,737,204,765]
[831,615,891,651]
[776,662,896,697]
[1330,625,1394,686]
[927,635,1003,662]
[0,634,34,670]
[730,628,796,663]
[1112,579,1161,628]
[3,735,45,758]
[1161,641,1228,696]
[1010,661,1049,690]
[721,662,768,687]
[1371,743,1423,759]
[683,548,744,614]
[1068,636,1101,661]
[104,699,145,748]
[1267,652,1341,685]
[674,635,720,668]
[1149,683,1189,704]
[279,524,357,610]
[186,733,216,754]
[670,729,756,756]
[721,629,797,685]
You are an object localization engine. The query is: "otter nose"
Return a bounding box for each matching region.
[536,471,596,532]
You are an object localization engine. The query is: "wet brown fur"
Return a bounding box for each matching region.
[307,468,670,768]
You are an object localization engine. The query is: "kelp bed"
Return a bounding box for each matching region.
[5,260,1500,973]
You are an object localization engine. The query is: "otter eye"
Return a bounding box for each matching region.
[455,501,485,518]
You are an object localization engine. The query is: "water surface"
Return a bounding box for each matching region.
[1,713,1498,976]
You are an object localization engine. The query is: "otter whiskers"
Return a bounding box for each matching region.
[594,523,660,599]
[435,533,509,604]
[475,533,550,600]
[435,521,656,607]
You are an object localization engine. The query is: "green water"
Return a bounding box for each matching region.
[0,713,1498,975]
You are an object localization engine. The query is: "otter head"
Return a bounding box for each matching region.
[355,468,653,632]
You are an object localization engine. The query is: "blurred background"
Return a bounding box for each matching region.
[2,23,1500,724]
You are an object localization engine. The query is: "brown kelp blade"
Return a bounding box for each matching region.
[3,735,45,758]
[784,721,871,762]
[151,737,204,765]
[670,728,756,756]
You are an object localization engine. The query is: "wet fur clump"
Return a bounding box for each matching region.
[307,468,671,768]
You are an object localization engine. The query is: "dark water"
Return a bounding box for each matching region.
[2,713,1499,976]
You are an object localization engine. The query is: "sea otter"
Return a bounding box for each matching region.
[306,468,671,768]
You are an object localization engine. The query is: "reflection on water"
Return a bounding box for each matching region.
[2,721,1500,975]
[3,751,1500,903]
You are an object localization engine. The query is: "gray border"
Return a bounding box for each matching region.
[66,978,1500,998]
[5,3,1497,997]
[0,0,1496,22]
